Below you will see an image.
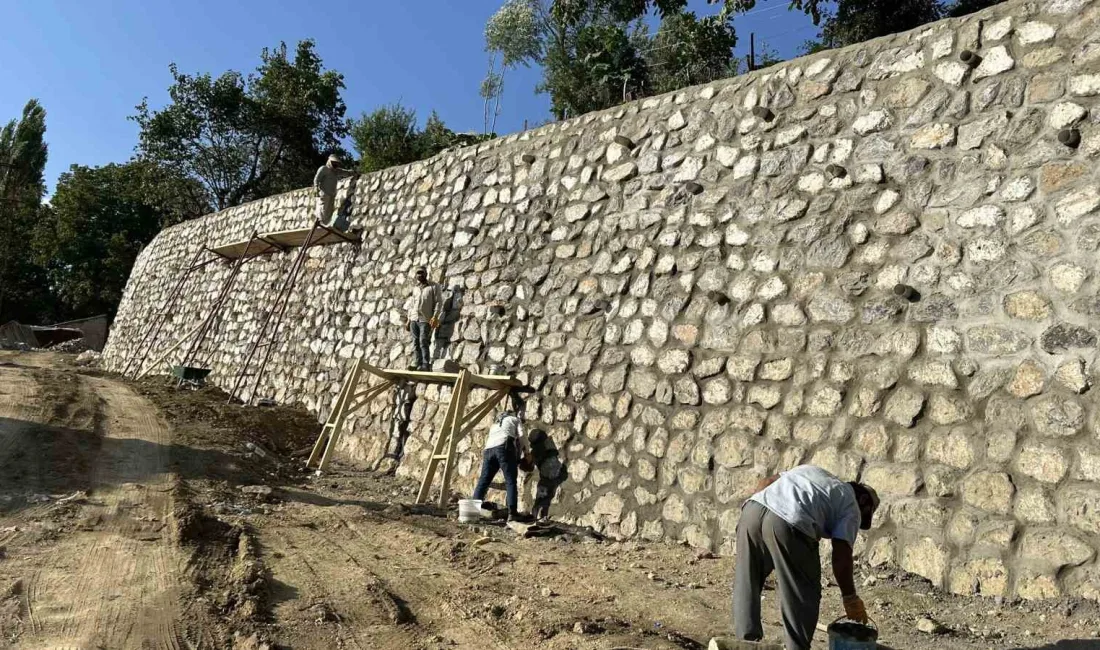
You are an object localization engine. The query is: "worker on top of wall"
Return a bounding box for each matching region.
[733,464,880,650]
[472,404,534,523]
[313,154,355,229]
[407,266,444,371]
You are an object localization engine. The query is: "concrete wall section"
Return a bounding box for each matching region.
[105,0,1100,601]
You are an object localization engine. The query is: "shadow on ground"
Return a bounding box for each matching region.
[1012,641,1100,649]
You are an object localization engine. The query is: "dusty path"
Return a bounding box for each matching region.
[3,351,1100,650]
[0,362,185,649]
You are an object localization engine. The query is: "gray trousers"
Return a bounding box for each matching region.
[733,501,821,650]
[410,320,432,369]
[317,193,336,224]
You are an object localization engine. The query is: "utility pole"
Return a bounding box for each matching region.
[746,33,757,72]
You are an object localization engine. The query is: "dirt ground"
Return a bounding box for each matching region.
[1,350,1099,649]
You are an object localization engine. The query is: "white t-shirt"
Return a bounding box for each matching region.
[484,414,530,453]
[748,465,861,546]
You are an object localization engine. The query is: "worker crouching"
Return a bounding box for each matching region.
[733,464,880,650]
[472,409,534,522]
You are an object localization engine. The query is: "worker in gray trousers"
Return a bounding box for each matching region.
[407,266,444,371]
[313,154,356,229]
[733,465,880,650]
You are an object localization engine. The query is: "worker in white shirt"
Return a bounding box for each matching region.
[733,464,880,650]
[472,408,533,522]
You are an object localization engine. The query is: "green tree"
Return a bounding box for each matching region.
[644,12,737,95]
[0,99,51,323]
[350,107,492,173]
[349,104,421,173]
[804,0,942,50]
[133,39,349,211]
[755,40,786,69]
[560,0,830,33]
[36,161,207,319]
[484,0,543,132]
[484,1,650,120]
[945,0,1003,16]
[542,20,649,118]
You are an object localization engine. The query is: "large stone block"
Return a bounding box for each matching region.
[862,463,922,496]
[1031,395,1085,437]
[1058,485,1100,536]
[899,537,948,587]
[948,557,1009,597]
[1015,442,1068,484]
[961,470,1015,514]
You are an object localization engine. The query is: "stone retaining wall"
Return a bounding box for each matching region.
[104,0,1100,601]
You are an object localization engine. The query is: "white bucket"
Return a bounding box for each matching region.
[458,499,482,523]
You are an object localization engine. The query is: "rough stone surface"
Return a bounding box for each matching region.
[100,0,1100,599]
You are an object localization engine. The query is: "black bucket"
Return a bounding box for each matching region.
[827,617,878,649]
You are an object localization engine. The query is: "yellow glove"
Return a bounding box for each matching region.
[429,317,440,329]
[842,594,868,623]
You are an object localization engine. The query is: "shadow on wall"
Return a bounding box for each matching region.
[375,381,417,471]
[527,427,567,519]
[432,285,465,366]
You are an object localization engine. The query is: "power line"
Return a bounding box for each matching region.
[738,2,794,17]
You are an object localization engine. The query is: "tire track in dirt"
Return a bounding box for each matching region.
[0,367,45,476]
[13,375,186,650]
[260,505,521,650]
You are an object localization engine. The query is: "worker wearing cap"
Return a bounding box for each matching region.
[733,464,880,650]
[313,154,354,227]
[472,406,533,522]
[407,266,444,371]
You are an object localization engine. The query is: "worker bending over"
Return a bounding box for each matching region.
[734,464,880,650]
[472,408,533,522]
[407,266,444,371]
[313,154,356,228]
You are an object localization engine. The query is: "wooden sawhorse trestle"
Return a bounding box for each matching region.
[305,360,524,507]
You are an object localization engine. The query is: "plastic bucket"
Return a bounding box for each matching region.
[827,617,878,650]
[458,499,482,523]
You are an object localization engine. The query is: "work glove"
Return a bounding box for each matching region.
[842,593,868,623]
[429,317,440,329]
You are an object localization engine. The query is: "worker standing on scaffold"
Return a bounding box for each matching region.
[313,154,355,230]
[408,266,444,371]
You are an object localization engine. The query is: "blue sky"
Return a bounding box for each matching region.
[0,1,821,194]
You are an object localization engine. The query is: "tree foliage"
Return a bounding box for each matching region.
[945,0,1004,16]
[0,99,51,323]
[133,40,349,211]
[806,0,942,50]
[485,0,742,119]
[644,12,738,95]
[542,20,650,118]
[561,0,828,30]
[350,106,488,174]
[37,161,207,319]
[349,104,420,173]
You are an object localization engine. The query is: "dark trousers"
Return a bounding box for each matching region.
[733,500,822,650]
[472,444,519,513]
[410,320,431,369]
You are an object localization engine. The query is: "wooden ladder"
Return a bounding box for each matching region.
[307,359,393,472]
[416,370,510,507]
[175,231,261,381]
[226,220,328,404]
[304,363,513,508]
[122,246,220,379]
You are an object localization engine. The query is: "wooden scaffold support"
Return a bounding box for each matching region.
[121,221,361,383]
[306,360,524,508]
[122,245,229,379]
[226,220,361,405]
